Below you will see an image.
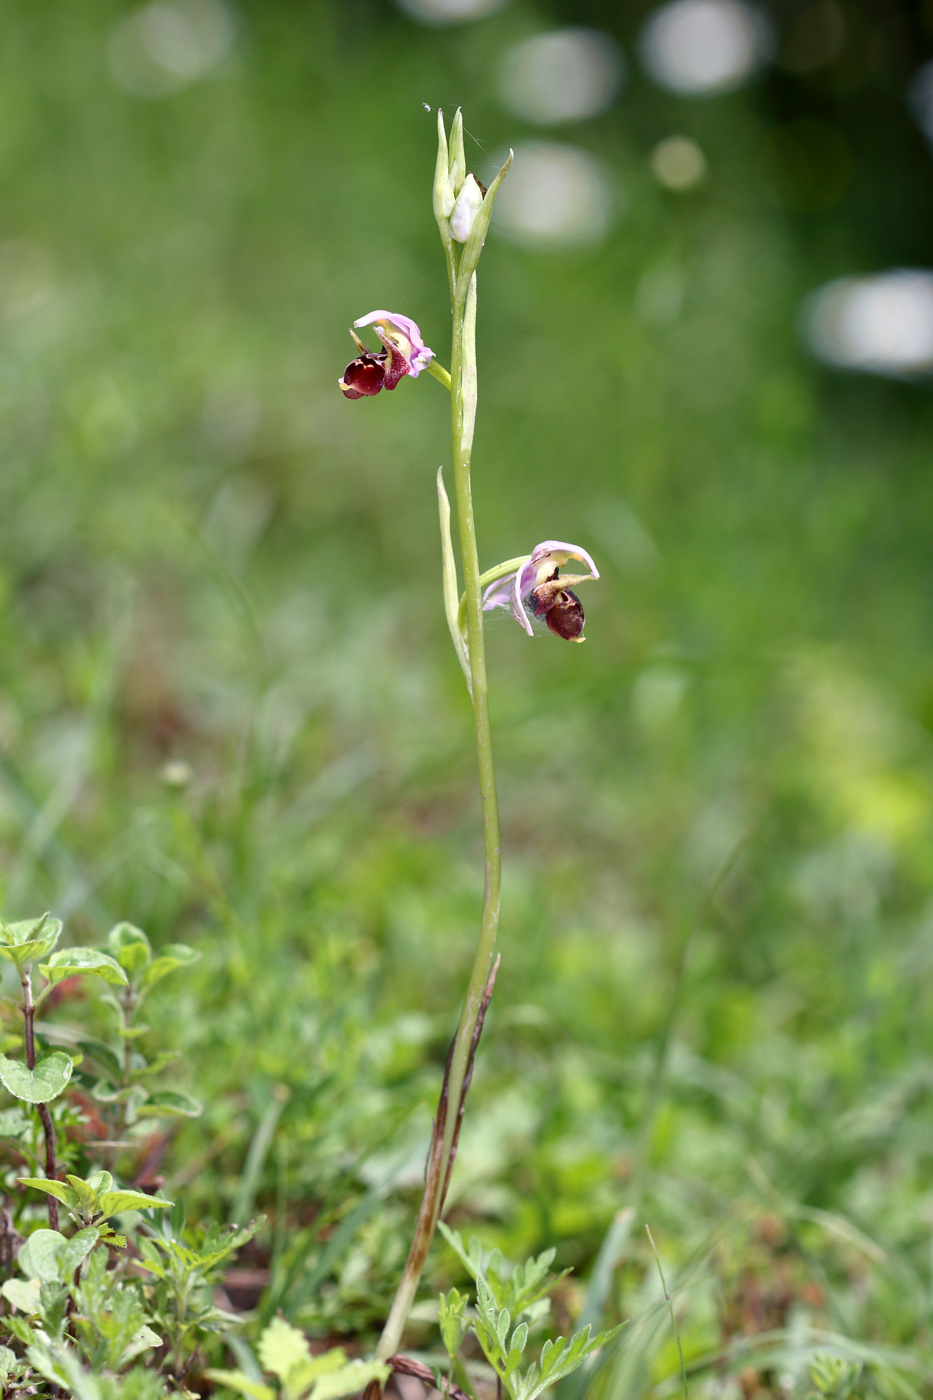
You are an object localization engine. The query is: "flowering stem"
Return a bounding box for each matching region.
[376,220,502,1371]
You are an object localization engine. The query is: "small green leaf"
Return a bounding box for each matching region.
[0,914,63,971]
[98,1188,173,1215]
[21,1226,99,1283]
[257,1316,313,1383]
[0,1344,19,1381]
[311,1361,391,1400]
[18,1178,75,1207]
[86,1169,113,1194]
[136,1088,203,1118]
[1,1278,41,1313]
[204,1370,276,1400]
[0,1051,73,1103]
[64,1174,101,1215]
[0,1106,30,1137]
[141,942,200,991]
[76,1039,123,1080]
[40,947,128,987]
[107,921,151,976]
[19,1229,67,1283]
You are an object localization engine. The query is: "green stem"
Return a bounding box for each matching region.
[376,271,502,1364]
[428,361,453,391]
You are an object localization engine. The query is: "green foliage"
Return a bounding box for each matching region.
[18,1168,171,1226]
[807,1354,862,1400]
[0,1048,73,1103]
[134,1202,262,1375]
[207,1318,389,1400]
[436,1227,625,1400]
[0,914,63,974]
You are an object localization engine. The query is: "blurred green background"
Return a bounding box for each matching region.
[2,0,933,1388]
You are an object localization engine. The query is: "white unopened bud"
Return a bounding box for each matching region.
[449,174,484,243]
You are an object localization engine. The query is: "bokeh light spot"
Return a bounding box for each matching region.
[804,271,933,376]
[108,0,236,97]
[499,28,624,125]
[651,135,707,188]
[908,60,933,145]
[394,0,509,26]
[490,142,614,249]
[638,0,773,95]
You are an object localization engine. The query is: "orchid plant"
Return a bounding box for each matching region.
[339,110,599,1364]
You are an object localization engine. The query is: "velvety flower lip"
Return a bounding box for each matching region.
[338,351,388,399]
[482,540,599,641]
[339,311,435,399]
[352,311,435,378]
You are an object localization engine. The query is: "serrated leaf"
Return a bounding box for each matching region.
[107,922,151,975]
[0,1345,19,1381]
[1,1277,41,1313]
[204,1370,276,1400]
[257,1316,314,1382]
[98,1188,173,1215]
[136,1088,203,1117]
[18,1177,74,1206]
[141,942,200,990]
[0,1050,73,1103]
[39,947,127,987]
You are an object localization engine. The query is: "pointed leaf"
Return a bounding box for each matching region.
[136,1088,203,1118]
[98,1188,174,1215]
[107,922,151,976]
[497,1308,511,1348]
[87,1170,113,1194]
[141,942,200,990]
[76,1039,123,1080]
[0,915,63,970]
[39,948,127,987]
[18,1178,74,1207]
[0,1051,73,1103]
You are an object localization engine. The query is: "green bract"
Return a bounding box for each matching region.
[0,914,62,972]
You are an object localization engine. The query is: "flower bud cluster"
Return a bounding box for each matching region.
[434,108,486,244]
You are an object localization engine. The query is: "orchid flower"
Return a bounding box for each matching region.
[482,540,599,641]
[339,311,435,398]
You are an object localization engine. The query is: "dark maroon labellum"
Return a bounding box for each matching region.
[340,353,387,399]
[528,575,586,641]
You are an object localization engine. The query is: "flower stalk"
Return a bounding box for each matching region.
[340,109,597,1362]
[375,115,512,1362]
